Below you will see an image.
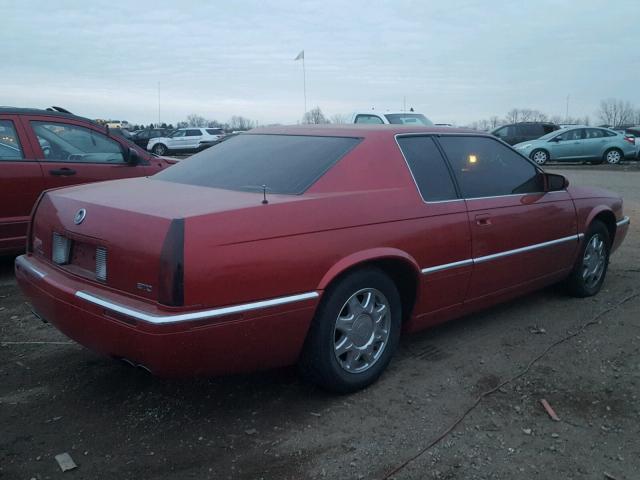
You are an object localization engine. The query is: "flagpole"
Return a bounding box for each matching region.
[302,55,307,116]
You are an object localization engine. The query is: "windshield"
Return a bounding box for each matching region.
[384,113,433,126]
[154,134,361,194]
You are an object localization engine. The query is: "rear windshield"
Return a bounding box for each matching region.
[384,114,433,126]
[154,134,361,194]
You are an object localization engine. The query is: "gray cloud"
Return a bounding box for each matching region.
[2,0,638,125]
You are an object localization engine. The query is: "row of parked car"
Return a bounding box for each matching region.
[118,127,227,155]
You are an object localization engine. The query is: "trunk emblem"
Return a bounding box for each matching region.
[74,208,87,225]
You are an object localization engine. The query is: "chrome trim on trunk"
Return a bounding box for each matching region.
[75,290,320,325]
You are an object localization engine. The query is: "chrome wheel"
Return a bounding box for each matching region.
[582,234,606,289]
[153,144,167,155]
[333,288,391,374]
[532,150,548,165]
[605,149,621,164]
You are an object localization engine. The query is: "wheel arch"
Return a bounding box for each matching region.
[586,207,617,244]
[317,248,421,323]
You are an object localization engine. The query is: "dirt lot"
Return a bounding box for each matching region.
[1,165,639,480]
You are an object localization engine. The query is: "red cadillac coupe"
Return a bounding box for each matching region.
[16,125,629,392]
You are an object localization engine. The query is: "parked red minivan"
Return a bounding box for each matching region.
[0,107,174,254]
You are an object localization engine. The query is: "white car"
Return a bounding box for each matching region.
[350,111,433,126]
[147,128,225,155]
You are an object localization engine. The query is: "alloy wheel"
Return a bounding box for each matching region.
[582,234,606,289]
[606,150,621,164]
[333,288,391,374]
[532,150,548,165]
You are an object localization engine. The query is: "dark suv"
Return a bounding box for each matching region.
[491,122,560,145]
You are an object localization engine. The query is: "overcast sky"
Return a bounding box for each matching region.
[3,0,639,126]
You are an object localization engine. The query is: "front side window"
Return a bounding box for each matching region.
[170,130,186,137]
[355,114,384,124]
[397,136,457,202]
[0,120,24,160]
[438,136,542,199]
[155,134,360,195]
[31,121,124,163]
[555,129,584,141]
[493,125,514,139]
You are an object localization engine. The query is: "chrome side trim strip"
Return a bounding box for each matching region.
[15,256,46,279]
[75,290,320,325]
[473,234,580,264]
[421,234,581,274]
[421,258,473,274]
[616,216,630,227]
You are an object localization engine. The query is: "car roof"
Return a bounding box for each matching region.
[249,124,478,138]
[0,106,96,124]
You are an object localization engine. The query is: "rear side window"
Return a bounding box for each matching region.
[206,129,224,135]
[518,124,542,136]
[0,120,24,160]
[31,121,124,163]
[354,115,384,124]
[155,134,361,194]
[585,128,604,138]
[543,125,557,134]
[384,114,433,126]
[397,136,458,201]
[186,129,202,136]
[438,136,543,198]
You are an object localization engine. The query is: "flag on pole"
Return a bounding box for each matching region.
[294,50,304,61]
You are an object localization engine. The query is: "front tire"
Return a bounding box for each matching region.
[566,220,610,297]
[531,149,549,165]
[152,143,167,155]
[604,148,622,165]
[299,268,402,393]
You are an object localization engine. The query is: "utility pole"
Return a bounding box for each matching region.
[565,94,570,122]
[158,82,161,126]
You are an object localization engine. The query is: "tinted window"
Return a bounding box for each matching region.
[355,115,383,124]
[31,121,124,163]
[543,125,557,134]
[0,120,24,160]
[493,125,514,139]
[518,124,542,136]
[206,129,224,135]
[438,136,542,198]
[397,136,457,201]
[384,114,433,126]
[155,134,360,194]
[186,129,202,136]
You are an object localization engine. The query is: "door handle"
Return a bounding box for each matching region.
[475,214,492,226]
[49,168,77,176]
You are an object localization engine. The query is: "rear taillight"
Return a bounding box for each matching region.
[158,219,184,306]
[52,233,71,265]
[624,135,635,145]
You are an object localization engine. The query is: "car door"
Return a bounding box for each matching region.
[548,128,586,160]
[395,135,472,327]
[167,129,186,149]
[184,129,203,149]
[582,128,607,160]
[0,115,44,252]
[23,116,153,190]
[436,135,578,302]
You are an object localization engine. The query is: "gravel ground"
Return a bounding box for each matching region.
[1,164,639,480]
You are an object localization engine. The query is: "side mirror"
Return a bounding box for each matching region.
[545,173,569,191]
[125,147,141,165]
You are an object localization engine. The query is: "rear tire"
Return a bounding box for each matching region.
[566,220,610,297]
[152,143,167,155]
[531,149,549,165]
[299,268,402,393]
[604,148,623,165]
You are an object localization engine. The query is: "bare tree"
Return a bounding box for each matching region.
[329,113,348,124]
[303,107,329,124]
[228,116,255,131]
[185,114,208,127]
[489,116,502,129]
[598,98,635,127]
